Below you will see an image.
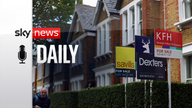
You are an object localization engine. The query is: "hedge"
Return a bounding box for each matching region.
[49,81,192,108]
[78,84,125,108]
[49,91,78,108]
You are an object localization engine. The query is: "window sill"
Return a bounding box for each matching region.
[94,51,112,62]
[37,78,42,81]
[44,75,49,79]
[174,17,192,31]
[123,41,135,46]
[70,62,83,70]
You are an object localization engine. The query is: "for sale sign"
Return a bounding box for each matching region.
[137,53,165,80]
[115,46,136,77]
[154,29,182,58]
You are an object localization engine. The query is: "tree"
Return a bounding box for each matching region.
[33,0,82,30]
[33,0,82,59]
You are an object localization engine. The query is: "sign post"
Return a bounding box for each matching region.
[115,46,136,108]
[154,29,182,108]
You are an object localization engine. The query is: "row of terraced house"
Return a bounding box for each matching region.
[32,0,192,95]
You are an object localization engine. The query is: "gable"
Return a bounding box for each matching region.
[121,0,133,9]
[97,7,108,25]
[71,15,84,42]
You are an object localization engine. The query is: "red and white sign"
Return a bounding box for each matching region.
[154,29,182,58]
[155,29,182,48]
[33,28,60,39]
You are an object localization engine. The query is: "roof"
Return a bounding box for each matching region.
[67,4,96,43]
[115,0,123,10]
[92,0,119,25]
[76,3,96,31]
[105,0,119,14]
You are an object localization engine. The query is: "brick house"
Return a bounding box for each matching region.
[67,3,96,90]
[115,0,192,83]
[52,27,70,92]
[174,0,192,83]
[92,0,122,87]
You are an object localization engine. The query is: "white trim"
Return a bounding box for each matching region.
[87,32,96,36]
[93,63,115,74]
[175,0,192,31]
[97,17,112,28]
[70,33,86,44]
[44,84,50,88]
[93,63,115,87]
[183,43,192,56]
[70,75,84,90]
[70,75,84,83]
[37,86,43,92]
[54,80,63,86]
[103,0,110,17]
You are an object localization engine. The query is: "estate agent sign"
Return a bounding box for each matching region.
[154,29,182,58]
[115,46,136,77]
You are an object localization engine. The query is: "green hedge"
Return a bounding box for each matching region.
[49,91,78,108]
[78,84,125,108]
[126,81,145,108]
[49,81,192,108]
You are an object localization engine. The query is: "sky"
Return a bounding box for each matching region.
[83,0,97,7]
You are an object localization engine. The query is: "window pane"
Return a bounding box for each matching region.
[185,1,192,18]
[108,23,111,51]
[103,75,105,86]
[187,56,192,78]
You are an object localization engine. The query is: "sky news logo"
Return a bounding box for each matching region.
[33,28,60,39]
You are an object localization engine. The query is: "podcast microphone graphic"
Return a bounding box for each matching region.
[18,45,27,64]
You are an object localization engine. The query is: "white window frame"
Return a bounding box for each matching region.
[45,63,49,77]
[96,18,112,56]
[137,2,142,36]
[37,64,43,80]
[120,0,142,46]
[32,67,36,82]
[70,75,84,90]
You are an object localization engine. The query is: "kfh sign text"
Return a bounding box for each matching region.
[154,29,182,58]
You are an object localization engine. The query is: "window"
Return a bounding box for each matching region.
[186,55,192,83]
[138,3,142,35]
[75,81,78,90]
[96,19,112,56]
[38,64,43,79]
[76,19,80,33]
[97,76,101,87]
[99,28,101,55]
[108,23,111,51]
[184,0,192,19]
[79,81,82,90]
[72,40,83,67]
[124,11,128,43]
[107,74,111,85]
[102,74,105,86]
[121,0,142,45]
[45,63,49,76]
[131,7,135,41]
[32,67,35,82]
[103,25,106,53]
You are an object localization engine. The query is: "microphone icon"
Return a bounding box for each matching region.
[18,45,27,64]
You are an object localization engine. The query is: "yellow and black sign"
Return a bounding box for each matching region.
[115,46,135,70]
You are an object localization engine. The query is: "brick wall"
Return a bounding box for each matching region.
[97,5,108,24]
[72,16,84,42]
[121,0,133,9]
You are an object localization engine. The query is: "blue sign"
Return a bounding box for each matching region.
[115,69,136,77]
[135,35,154,55]
[137,53,165,80]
